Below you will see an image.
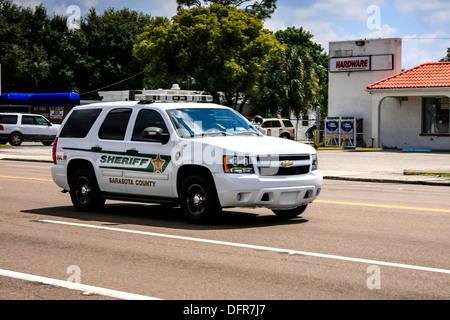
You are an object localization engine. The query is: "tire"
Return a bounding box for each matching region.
[180,175,221,223]
[0,139,7,145]
[9,132,23,146]
[280,133,290,139]
[41,140,53,146]
[272,204,307,218]
[69,167,105,212]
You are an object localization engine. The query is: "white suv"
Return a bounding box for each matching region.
[255,117,295,139]
[51,95,322,223]
[0,113,60,146]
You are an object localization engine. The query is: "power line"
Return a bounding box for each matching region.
[79,71,145,96]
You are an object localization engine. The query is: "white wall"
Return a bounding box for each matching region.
[328,38,402,147]
[373,91,450,150]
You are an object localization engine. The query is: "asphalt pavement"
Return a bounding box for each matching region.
[1,142,450,186]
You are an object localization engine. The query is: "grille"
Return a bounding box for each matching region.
[257,154,311,176]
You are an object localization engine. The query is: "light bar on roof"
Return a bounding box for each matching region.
[136,93,213,102]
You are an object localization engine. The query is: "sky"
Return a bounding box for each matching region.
[12,0,450,70]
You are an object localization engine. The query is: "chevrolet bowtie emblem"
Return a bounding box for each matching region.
[281,161,294,168]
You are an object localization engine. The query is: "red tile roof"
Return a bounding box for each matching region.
[367,62,450,90]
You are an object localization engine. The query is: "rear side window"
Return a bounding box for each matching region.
[22,115,36,125]
[60,109,102,138]
[99,108,132,140]
[283,120,293,127]
[0,115,18,124]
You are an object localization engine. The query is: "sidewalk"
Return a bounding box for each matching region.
[1,143,450,186]
[318,149,450,186]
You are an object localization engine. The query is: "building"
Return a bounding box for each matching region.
[328,38,402,148]
[0,92,80,124]
[328,37,450,150]
[367,62,450,150]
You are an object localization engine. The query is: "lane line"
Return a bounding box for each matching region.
[39,219,450,275]
[316,199,450,213]
[0,268,160,300]
[0,175,52,182]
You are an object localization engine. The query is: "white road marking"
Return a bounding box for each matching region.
[39,219,450,275]
[0,268,160,300]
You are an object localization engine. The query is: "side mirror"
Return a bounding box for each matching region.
[254,115,263,125]
[142,127,170,144]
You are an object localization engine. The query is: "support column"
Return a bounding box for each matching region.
[371,95,385,148]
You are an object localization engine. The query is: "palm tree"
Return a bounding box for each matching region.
[251,45,319,119]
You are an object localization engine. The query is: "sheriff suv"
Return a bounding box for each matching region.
[52,93,322,223]
[0,113,60,146]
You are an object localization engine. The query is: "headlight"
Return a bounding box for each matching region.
[223,155,254,174]
[311,153,318,171]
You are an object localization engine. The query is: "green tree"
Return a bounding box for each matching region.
[134,4,278,110]
[0,0,74,92]
[250,45,320,119]
[176,0,277,20]
[73,8,153,99]
[274,27,328,116]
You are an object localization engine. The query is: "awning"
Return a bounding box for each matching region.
[0,92,80,106]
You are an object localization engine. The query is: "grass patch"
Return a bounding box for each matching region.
[0,144,15,149]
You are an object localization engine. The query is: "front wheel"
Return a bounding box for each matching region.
[69,167,105,212]
[180,175,221,223]
[272,204,308,218]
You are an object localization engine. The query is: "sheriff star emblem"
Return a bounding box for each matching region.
[152,154,165,173]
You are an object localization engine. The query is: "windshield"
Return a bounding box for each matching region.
[167,108,261,138]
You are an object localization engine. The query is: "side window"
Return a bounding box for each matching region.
[60,109,102,138]
[132,109,168,141]
[36,116,50,126]
[99,108,132,140]
[263,120,281,128]
[22,115,36,125]
[283,120,294,127]
[0,115,18,124]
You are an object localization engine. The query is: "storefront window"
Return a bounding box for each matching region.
[422,97,450,134]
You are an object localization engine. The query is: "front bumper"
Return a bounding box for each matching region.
[213,170,323,209]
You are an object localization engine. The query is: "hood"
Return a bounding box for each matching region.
[187,135,316,156]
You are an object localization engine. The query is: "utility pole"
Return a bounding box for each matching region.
[315,106,321,146]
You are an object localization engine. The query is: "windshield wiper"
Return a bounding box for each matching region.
[201,131,233,136]
[234,131,261,136]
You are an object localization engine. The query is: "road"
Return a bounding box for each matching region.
[0,159,449,303]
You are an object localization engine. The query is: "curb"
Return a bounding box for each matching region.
[323,175,450,186]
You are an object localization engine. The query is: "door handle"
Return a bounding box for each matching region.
[91,146,102,152]
[126,148,139,155]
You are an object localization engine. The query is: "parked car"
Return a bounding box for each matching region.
[254,117,295,139]
[0,113,60,146]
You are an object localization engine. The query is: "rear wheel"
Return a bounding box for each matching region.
[272,204,307,218]
[41,140,53,146]
[69,167,105,212]
[180,175,221,223]
[9,132,23,146]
